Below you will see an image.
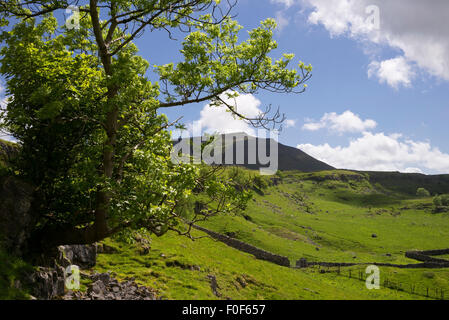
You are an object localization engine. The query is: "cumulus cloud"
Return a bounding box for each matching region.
[296,0,449,87]
[368,56,415,89]
[188,92,263,136]
[271,0,296,8]
[275,10,290,32]
[284,119,297,128]
[302,110,377,133]
[298,132,449,174]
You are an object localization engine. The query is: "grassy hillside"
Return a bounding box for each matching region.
[362,171,449,196]
[92,169,449,300]
[0,138,17,171]
[92,230,426,300]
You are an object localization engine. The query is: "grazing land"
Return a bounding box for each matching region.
[90,169,449,300]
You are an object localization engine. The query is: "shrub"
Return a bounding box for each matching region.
[416,188,431,197]
[433,194,449,207]
[253,175,269,190]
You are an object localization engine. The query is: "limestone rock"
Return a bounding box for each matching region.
[59,244,97,269]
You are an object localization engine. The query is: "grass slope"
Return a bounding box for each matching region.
[93,169,449,300]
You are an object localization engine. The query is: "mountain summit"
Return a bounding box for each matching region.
[173,132,334,172]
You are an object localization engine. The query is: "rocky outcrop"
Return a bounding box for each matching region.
[63,272,157,300]
[22,245,94,299]
[0,176,35,256]
[25,266,66,300]
[23,245,157,300]
[58,244,97,269]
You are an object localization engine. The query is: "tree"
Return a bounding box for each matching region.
[416,187,431,197]
[0,1,311,250]
[434,194,449,207]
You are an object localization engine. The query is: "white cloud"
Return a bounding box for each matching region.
[368,56,415,89]
[302,110,377,133]
[297,0,449,86]
[404,167,423,174]
[271,0,296,8]
[284,119,297,128]
[189,92,263,136]
[275,10,290,32]
[297,132,449,174]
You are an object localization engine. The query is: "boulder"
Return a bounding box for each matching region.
[25,266,66,300]
[59,244,97,269]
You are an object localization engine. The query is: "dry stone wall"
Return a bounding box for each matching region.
[192,224,291,267]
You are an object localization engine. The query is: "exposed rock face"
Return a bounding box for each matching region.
[59,244,97,269]
[22,245,94,299]
[24,245,157,300]
[25,266,66,300]
[0,176,35,256]
[63,273,158,300]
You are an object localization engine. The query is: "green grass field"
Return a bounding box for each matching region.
[91,170,449,300]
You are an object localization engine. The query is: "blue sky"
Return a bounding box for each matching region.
[1,0,449,174]
[154,0,449,174]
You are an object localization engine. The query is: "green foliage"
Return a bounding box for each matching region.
[8,167,438,300]
[433,194,449,207]
[0,249,32,300]
[416,188,431,197]
[252,175,270,191]
[0,2,311,245]
[156,16,311,105]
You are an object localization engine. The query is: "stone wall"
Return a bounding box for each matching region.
[405,250,449,264]
[296,250,449,270]
[192,225,291,267]
[417,249,449,256]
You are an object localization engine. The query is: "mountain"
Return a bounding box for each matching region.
[173,132,335,172]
